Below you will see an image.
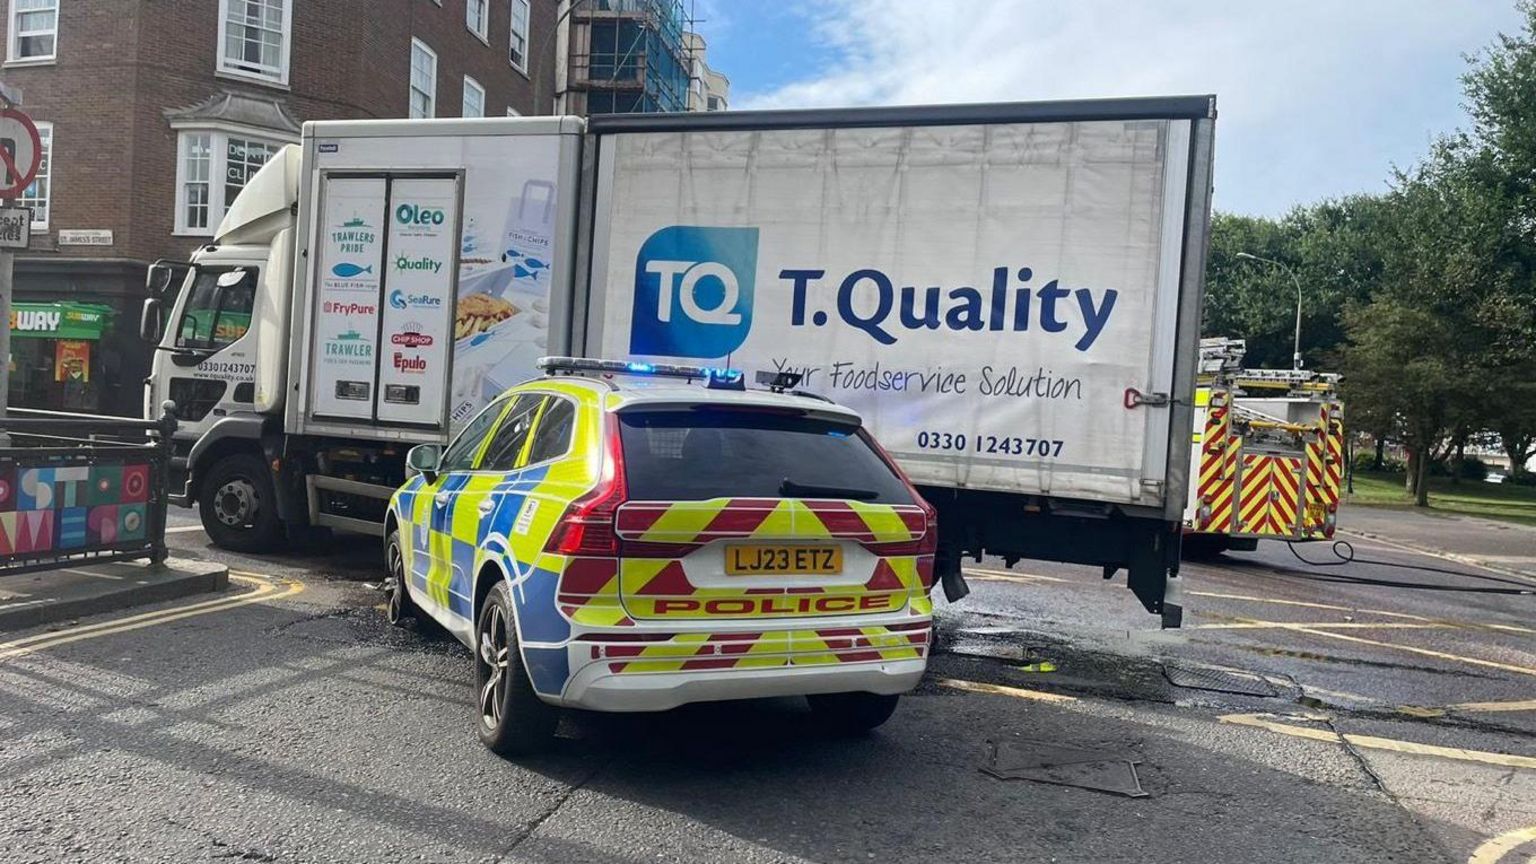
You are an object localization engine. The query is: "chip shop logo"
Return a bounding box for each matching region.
[391,331,433,348]
[630,225,758,359]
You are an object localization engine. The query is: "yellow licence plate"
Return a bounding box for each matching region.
[725,545,843,576]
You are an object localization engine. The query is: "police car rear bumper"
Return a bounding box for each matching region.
[561,657,927,713]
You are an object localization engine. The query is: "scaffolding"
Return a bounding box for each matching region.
[566,0,697,114]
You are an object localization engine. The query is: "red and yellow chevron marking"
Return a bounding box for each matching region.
[591,622,931,674]
[1196,390,1239,532]
[614,498,925,544]
[556,498,935,624]
[1238,454,1303,537]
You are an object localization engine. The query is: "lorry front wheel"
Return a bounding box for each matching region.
[199,454,284,553]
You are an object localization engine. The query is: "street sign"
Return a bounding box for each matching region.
[0,107,42,197]
[0,205,29,248]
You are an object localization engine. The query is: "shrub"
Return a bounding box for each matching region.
[1458,456,1490,481]
[1353,451,1405,474]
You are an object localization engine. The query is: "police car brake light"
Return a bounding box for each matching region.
[539,356,742,385]
[546,412,626,556]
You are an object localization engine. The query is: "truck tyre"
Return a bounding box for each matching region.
[383,529,415,626]
[199,453,284,553]
[475,581,559,757]
[807,692,900,734]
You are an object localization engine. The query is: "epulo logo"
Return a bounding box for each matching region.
[630,226,758,358]
[395,203,446,226]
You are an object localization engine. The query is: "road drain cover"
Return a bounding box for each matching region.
[982,739,1148,798]
[1162,663,1278,697]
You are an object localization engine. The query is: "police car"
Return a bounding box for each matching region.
[384,357,937,755]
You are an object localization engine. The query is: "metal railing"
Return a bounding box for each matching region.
[0,404,177,576]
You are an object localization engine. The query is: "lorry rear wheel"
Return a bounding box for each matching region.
[807,692,900,734]
[200,454,284,553]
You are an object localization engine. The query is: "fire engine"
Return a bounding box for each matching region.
[1183,339,1345,557]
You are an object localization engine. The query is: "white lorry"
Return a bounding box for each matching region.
[144,98,1215,626]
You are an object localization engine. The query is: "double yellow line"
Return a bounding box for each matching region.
[0,570,304,662]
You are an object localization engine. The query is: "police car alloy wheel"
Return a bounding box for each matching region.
[474,581,559,756]
[384,530,414,626]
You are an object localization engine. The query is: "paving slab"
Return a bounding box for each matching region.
[0,557,229,631]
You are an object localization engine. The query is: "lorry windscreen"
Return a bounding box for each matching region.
[175,267,256,350]
[617,408,914,504]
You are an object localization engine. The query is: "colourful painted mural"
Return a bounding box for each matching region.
[0,462,151,558]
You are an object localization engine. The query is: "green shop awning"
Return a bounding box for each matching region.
[8,302,115,340]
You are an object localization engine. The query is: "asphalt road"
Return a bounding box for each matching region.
[0,508,1532,864]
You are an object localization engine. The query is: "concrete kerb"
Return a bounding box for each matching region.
[1336,528,1536,586]
[0,557,231,631]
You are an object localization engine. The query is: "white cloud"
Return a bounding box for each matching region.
[737,1,1523,215]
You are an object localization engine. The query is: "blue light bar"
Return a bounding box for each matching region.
[539,356,743,383]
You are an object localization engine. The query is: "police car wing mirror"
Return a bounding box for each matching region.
[755,370,804,393]
[406,444,442,482]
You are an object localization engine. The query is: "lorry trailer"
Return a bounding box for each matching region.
[142,97,1216,627]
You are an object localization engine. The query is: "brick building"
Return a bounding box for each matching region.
[1,0,558,417]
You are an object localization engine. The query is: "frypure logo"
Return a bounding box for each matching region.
[630,226,758,358]
[395,203,446,226]
[322,301,376,316]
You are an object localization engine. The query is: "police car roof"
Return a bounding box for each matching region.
[546,375,862,423]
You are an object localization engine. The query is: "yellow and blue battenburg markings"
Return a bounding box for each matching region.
[390,377,934,700]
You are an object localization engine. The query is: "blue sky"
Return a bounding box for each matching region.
[695,1,1525,217]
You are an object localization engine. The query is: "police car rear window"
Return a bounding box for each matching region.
[617,409,914,504]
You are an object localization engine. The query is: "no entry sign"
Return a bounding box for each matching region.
[0,108,42,198]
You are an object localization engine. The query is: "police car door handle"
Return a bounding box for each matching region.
[477,499,495,516]
[435,493,451,508]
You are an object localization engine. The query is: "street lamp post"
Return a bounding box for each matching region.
[1235,251,1304,370]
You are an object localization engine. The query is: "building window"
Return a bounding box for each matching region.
[509,0,529,73]
[707,95,724,111]
[17,121,50,230]
[410,38,437,118]
[462,76,485,118]
[217,0,291,86]
[8,0,57,63]
[174,130,287,235]
[466,0,488,42]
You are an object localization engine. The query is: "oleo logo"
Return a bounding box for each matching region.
[395,203,446,226]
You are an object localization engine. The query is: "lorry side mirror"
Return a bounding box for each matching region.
[406,444,442,482]
[146,260,179,297]
[140,297,164,344]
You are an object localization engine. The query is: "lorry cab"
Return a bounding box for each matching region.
[142,146,301,549]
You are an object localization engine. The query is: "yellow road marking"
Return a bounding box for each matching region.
[0,571,304,661]
[1468,824,1536,864]
[1398,698,1536,719]
[1266,623,1536,679]
[1188,589,1534,635]
[935,677,1078,703]
[1193,621,1449,631]
[1220,713,1536,770]
[962,567,1067,584]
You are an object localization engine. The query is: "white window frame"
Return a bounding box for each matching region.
[462,76,485,118]
[216,0,291,87]
[7,0,58,64]
[466,0,489,44]
[17,120,51,230]
[508,0,530,75]
[172,126,294,236]
[409,37,437,119]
